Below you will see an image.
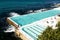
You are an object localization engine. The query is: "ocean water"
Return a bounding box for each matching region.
[0,0,60,16]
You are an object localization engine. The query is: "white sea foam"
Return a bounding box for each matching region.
[9,12,20,17]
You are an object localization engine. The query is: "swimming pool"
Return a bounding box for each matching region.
[9,8,60,26]
[20,23,48,40]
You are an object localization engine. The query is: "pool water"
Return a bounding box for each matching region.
[10,9,60,26]
[20,24,48,40]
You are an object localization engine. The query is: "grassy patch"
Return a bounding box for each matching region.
[37,21,60,40]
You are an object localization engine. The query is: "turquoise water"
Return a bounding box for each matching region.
[0,1,53,16]
[10,9,60,26]
[22,24,47,40]
[0,0,60,16]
